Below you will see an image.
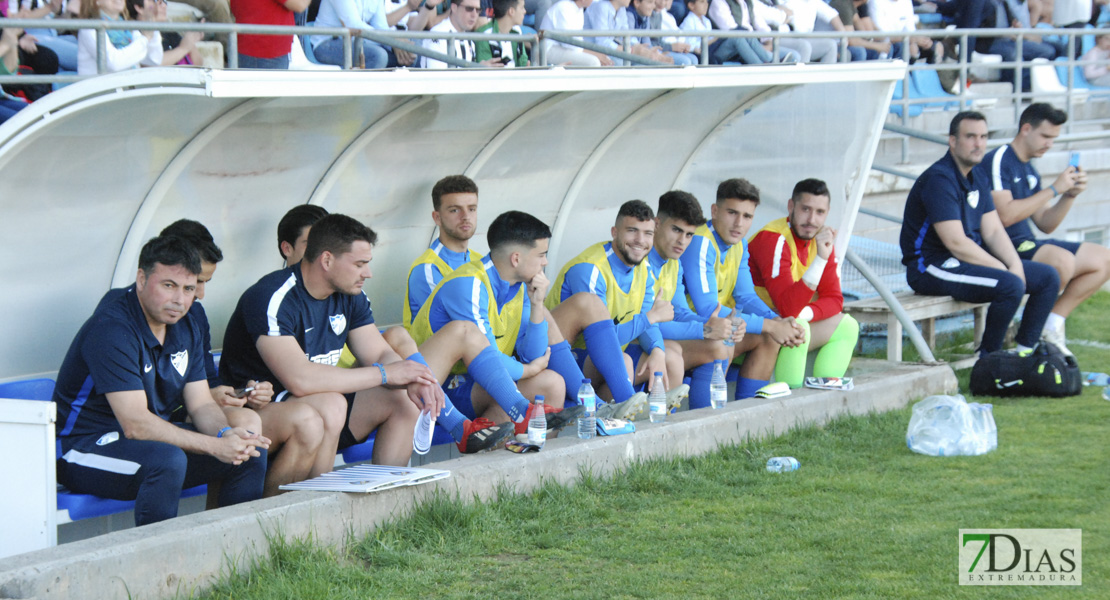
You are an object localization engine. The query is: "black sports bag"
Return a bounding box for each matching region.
[969,343,1081,397]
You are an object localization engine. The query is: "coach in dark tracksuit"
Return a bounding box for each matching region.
[899,111,1059,355]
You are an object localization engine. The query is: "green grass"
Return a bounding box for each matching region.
[198,294,1110,599]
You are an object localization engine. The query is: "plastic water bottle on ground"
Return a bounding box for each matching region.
[527,395,547,448]
[649,372,667,423]
[577,379,597,439]
[1103,387,1110,401]
[1083,372,1110,386]
[766,457,800,473]
[710,362,728,409]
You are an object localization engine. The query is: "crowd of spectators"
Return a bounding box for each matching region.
[3,0,1110,123]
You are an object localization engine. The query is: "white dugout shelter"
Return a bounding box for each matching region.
[0,63,900,383]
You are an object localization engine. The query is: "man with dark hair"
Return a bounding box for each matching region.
[277,205,330,265]
[681,178,804,400]
[55,236,268,527]
[475,0,530,66]
[901,111,1060,355]
[404,175,482,326]
[547,200,680,419]
[749,179,859,388]
[411,210,585,442]
[648,191,736,410]
[975,103,1104,356]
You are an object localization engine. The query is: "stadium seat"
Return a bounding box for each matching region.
[889,79,924,117]
[1054,57,1099,90]
[0,378,56,402]
[910,69,958,109]
[1030,57,1068,96]
[969,51,1003,82]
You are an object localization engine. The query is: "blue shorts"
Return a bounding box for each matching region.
[443,374,477,420]
[1014,238,1081,261]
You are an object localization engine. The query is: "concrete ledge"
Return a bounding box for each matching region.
[0,359,956,600]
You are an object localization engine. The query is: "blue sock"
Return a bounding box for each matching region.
[406,352,429,367]
[548,341,586,404]
[736,377,768,400]
[689,361,719,409]
[584,320,636,402]
[468,345,529,422]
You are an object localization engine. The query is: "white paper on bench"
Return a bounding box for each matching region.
[279,465,451,493]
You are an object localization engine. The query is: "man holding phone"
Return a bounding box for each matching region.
[475,0,529,66]
[975,103,1107,356]
[421,0,507,67]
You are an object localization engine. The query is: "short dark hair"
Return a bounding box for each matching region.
[716,178,760,205]
[488,211,551,254]
[492,0,520,19]
[160,219,223,264]
[304,214,378,263]
[948,111,987,137]
[1019,102,1067,130]
[277,205,329,260]
[657,190,707,227]
[791,178,830,201]
[616,200,654,225]
[138,235,202,277]
[431,175,478,211]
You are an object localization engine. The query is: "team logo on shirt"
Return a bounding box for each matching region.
[170,350,189,377]
[329,314,347,336]
[1028,174,1038,189]
[967,190,979,209]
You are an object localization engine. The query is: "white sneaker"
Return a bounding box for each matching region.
[1041,322,1073,357]
[596,391,648,420]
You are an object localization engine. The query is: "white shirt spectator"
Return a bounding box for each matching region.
[781,0,839,33]
[660,7,681,45]
[541,0,587,50]
[679,11,711,53]
[423,17,475,67]
[868,0,916,33]
[1053,0,1093,26]
[76,29,162,76]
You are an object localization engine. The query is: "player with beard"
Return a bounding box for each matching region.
[546,200,685,419]
[748,179,859,389]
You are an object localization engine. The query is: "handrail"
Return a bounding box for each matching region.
[844,247,937,363]
[857,206,903,224]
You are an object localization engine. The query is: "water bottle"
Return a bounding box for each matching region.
[1103,387,1110,402]
[527,395,547,448]
[1082,372,1110,386]
[577,379,597,440]
[722,310,737,347]
[649,372,667,423]
[766,457,800,473]
[710,362,728,409]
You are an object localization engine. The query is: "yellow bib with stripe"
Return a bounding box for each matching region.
[688,224,742,310]
[653,257,681,304]
[545,242,648,349]
[410,260,525,373]
[751,217,817,310]
[401,246,478,327]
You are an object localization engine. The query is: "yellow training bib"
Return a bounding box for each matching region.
[546,242,649,349]
[750,217,816,311]
[688,224,742,310]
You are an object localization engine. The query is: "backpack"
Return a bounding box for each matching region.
[969,343,1081,398]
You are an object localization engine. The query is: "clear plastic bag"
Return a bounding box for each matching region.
[906,394,997,456]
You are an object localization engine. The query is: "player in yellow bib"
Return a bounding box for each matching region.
[410,210,585,439]
[679,179,807,400]
[748,178,859,388]
[546,200,684,419]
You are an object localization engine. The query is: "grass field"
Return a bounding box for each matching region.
[198,295,1110,599]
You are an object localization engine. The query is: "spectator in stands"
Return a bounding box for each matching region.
[1,28,30,124]
[849,0,898,59]
[410,211,587,440]
[546,200,682,415]
[679,0,716,57]
[976,103,1105,356]
[647,191,739,410]
[680,178,804,399]
[649,0,698,64]
[939,0,1055,88]
[126,0,203,66]
[312,0,411,68]
[899,111,1060,355]
[54,236,268,527]
[584,0,641,59]
[3,6,60,101]
[867,0,942,62]
[77,0,164,75]
[778,0,845,62]
[230,0,310,69]
[475,0,530,65]
[541,0,614,66]
[1082,32,1110,85]
[706,0,800,64]
[17,0,79,72]
[422,0,506,66]
[748,179,859,388]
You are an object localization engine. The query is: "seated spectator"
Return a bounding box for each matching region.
[656,0,698,63]
[868,0,942,62]
[1082,32,1110,85]
[938,0,1055,89]
[678,0,715,57]
[899,111,1060,355]
[77,0,163,75]
[1,27,30,124]
[230,0,310,69]
[778,0,845,62]
[54,235,269,527]
[850,0,897,59]
[627,0,693,64]
[541,0,614,66]
[312,0,404,69]
[584,0,640,58]
[18,0,79,72]
[475,0,530,65]
[422,0,506,66]
[707,0,799,64]
[126,0,203,66]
